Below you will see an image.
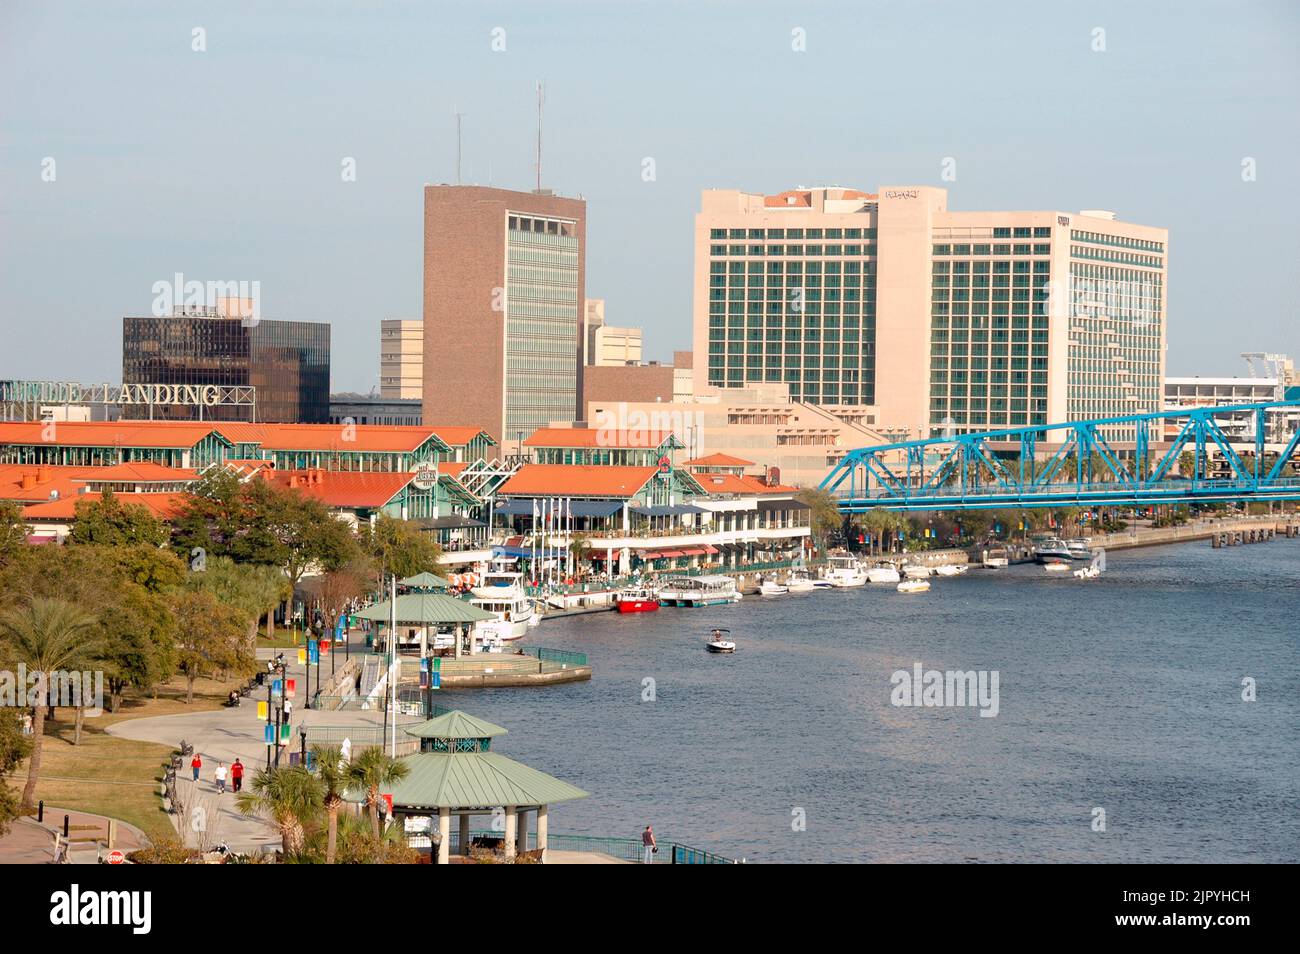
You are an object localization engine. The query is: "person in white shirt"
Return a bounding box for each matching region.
[215,762,228,794]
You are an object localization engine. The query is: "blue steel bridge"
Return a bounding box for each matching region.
[820,400,1300,513]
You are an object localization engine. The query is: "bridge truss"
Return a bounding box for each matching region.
[820,400,1300,512]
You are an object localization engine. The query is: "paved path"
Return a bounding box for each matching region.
[107,636,414,854]
[0,809,150,864]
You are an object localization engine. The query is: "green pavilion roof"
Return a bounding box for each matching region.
[353,593,496,625]
[405,710,508,741]
[349,751,589,810]
[398,571,450,590]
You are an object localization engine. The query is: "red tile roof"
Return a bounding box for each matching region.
[523,427,676,449]
[683,453,755,467]
[0,421,226,448]
[264,469,412,509]
[0,463,198,503]
[22,492,192,520]
[497,464,659,498]
[693,473,799,496]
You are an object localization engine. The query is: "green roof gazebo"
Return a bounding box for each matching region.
[353,593,497,658]
[397,571,451,591]
[350,709,588,863]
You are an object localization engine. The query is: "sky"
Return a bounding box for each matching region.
[2,0,1298,393]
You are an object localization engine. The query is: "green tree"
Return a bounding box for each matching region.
[236,765,324,856]
[0,598,102,810]
[170,588,254,703]
[0,500,26,567]
[1178,450,1196,480]
[168,468,246,561]
[364,513,442,580]
[345,746,410,843]
[67,489,167,547]
[311,745,347,864]
[0,709,33,835]
[241,480,359,587]
[796,486,843,552]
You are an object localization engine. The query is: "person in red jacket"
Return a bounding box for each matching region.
[230,758,244,793]
[190,753,202,782]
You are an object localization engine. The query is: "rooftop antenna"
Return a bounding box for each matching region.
[454,108,464,185]
[535,80,544,192]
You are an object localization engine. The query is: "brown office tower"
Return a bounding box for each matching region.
[423,185,586,450]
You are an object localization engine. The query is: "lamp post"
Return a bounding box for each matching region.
[300,727,308,769]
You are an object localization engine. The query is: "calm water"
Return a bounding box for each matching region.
[453,541,1300,863]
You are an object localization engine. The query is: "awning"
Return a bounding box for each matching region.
[629,503,708,517]
[415,514,487,530]
[757,498,811,512]
[495,498,624,518]
[492,545,569,560]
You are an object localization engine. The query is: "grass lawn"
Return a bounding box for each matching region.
[18,673,244,844]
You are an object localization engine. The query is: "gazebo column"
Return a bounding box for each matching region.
[503,805,517,859]
[537,805,549,863]
[515,808,528,855]
[459,812,470,855]
[437,808,450,864]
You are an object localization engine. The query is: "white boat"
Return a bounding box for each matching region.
[933,564,967,577]
[897,579,931,594]
[823,555,867,587]
[1066,538,1093,560]
[705,627,736,653]
[902,564,933,580]
[1034,538,1074,563]
[1073,548,1106,579]
[785,568,823,592]
[982,548,1009,569]
[867,562,901,584]
[1043,562,1071,574]
[758,577,789,597]
[468,558,536,639]
[656,575,742,607]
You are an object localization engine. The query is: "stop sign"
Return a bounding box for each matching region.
[106,849,126,864]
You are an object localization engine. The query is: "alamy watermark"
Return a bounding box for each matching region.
[890,662,999,718]
[1,666,104,716]
[151,273,261,326]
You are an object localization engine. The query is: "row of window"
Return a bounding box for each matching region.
[709,227,878,240]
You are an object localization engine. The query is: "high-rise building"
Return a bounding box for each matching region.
[693,186,1168,442]
[584,298,644,366]
[423,185,586,446]
[380,319,423,399]
[121,306,330,422]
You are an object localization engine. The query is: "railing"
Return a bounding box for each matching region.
[518,647,588,668]
[459,830,738,864]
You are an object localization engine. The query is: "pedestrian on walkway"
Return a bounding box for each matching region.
[190,752,202,782]
[214,761,227,794]
[230,758,244,793]
[641,825,656,864]
[283,698,293,722]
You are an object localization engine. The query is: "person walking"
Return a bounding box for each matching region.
[190,752,202,782]
[641,825,656,864]
[230,758,244,793]
[283,698,293,723]
[214,761,227,794]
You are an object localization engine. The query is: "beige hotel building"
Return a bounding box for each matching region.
[693,186,1168,443]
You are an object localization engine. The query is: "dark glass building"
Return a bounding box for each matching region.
[122,314,330,422]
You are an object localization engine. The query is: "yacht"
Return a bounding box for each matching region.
[866,562,901,584]
[823,555,868,587]
[656,575,742,607]
[1034,538,1074,564]
[468,558,536,639]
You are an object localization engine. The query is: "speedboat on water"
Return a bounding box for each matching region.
[1034,538,1074,564]
[823,554,867,587]
[615,587,659,613]
[1066,538,1093,560]
[933,564,967,576]
[982,547,1009,569]
[897,579,931,594]
[758,577,789,597]
[705,627,736,653]
[1044,562,1071,574]
[867,562,901,584]
[785,568,825,592]
[903,564,933,580]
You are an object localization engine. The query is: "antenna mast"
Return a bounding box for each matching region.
[454,108,464,184]
[535,81,544,191]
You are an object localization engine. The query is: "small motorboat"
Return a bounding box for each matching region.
[1044,562,1071,573]
[615,587,659,613]
[785,568,821,592]
[933,564,967,577]
[897,579,931,594]
[758,577,789,597]
[705,628,736,653]
[867,563,901,584]
[982,548,1009,569]
[1066,538,1093,560]
[823,554,867,587]
[903,564,933,580]
[1034,538,1074,563]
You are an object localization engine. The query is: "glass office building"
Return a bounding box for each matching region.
[122,313,331,422]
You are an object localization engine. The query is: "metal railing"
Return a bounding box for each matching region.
[459,830,738,864]
[518,647,588,668]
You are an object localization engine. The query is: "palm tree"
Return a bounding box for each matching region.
[0,598,101,810]
[345,746,410,841]
[310,744,347,864]
[236,765,323,855]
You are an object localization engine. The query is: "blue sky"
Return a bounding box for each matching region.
[2,0,1297,392]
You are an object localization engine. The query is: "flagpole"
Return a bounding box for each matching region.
[388,573,396,757]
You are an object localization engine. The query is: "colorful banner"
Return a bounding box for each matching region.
[286,678,296,698]
[308,640,319,664]
[280,723,292,744]
[263,724,275,744]
[297,648,307,665]
[257,700,268,720]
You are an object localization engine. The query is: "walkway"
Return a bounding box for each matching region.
[0,809,149,864]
